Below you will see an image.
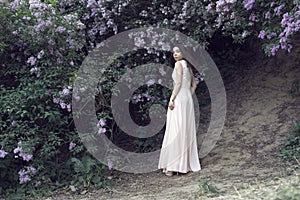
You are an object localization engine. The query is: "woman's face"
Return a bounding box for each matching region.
[173,47,183,61]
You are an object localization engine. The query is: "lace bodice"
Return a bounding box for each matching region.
[172,60,191,90]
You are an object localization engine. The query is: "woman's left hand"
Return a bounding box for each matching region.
[168,101,174,110]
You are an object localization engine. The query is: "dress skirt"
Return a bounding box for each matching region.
[158,87,201,173]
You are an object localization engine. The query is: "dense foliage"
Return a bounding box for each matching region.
[0,0,299,198]
[280,81,300,160]
[280,113,300,159]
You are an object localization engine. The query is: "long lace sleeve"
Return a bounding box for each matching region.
[190,68,197,95]
[170,62,183,101]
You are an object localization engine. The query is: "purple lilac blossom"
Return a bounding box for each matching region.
[22,16,31,21]
[280,10,300,39]
[79,87,86,92]
[108,160,113,170]
[271,45,280,56]
[66,1,74,6]
[18,169,26,177]
[206,3,213,12]
[53,98,60,104]
[10,0,26,10]
[195,73,205,84]
[20,152,33,161]
[57,57,62,64]
[95,87,100,94]
[12,120,17,126]
[67,104,71,112]
[69,142,76,150]
[48,39,55,45]
[244,0,255,10]
[195,77,200,85]
[18,169,31,184]
[74,95,80,101]
[159,68,166,76]
[132,94,143,103]
[274,4,285,16]
[267,32,277,39]
[216,0,225,12]
[35,181,41,187]
[265,11,271,19]
[281,13,291,27]
[14,146,22,154]
[258,30,266,39]
[20,175,31,184]
[87,0,96,8]
[0,149,8,158]
[76,21,85,29]
[125,77,132,83]
[249,13,256,21]
[14,142,33,161]
[134,37,146,48]
[143,93,153,101]
[27,166,36,174]
[287,44,293,52]
[60,102,66,109]
[67,38,75,49]
[200,73,205,81]
[163,18,169,25]
[281,44,287,50]
[30,67,38,72]
[37,50,44,59]
[215,0,237,12]
[107,19,114,27]
[98,127,106,134]
[284,26,292,37]
[227,0,237,3]
[146,79,155,86]
[98,119,106,127]
[29,0,43,9]
[242,31,248,38]
[62,88,70,95]
[18,166,36,184]
[27,56,36,66]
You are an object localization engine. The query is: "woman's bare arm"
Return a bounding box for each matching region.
[190,68,197,95]
[169,61,183,102]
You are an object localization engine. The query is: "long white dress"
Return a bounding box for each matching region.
[158,59,201,173]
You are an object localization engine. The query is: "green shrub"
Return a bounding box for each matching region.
[274,178,300,200]
[280,113,300,159]
[196,178,219,197]
[290,80,300,97]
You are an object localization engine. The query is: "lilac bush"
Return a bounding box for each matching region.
[61,0,299,56]
[0,0,109,198]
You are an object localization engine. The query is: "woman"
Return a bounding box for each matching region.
[158,46,201,176]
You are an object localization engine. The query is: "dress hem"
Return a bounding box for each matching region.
[158,167,201,174]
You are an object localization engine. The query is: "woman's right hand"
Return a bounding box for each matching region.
[168,101,174,110]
